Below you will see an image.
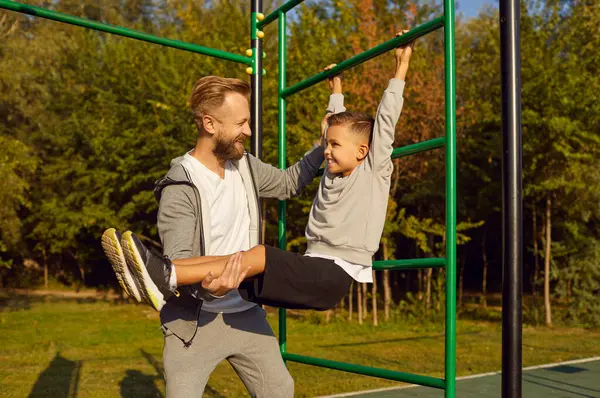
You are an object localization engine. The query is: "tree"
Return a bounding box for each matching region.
[0,136,37,286]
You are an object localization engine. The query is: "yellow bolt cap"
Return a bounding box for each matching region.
[256,13,265,21]
[246,67,253,75]
[257,30,265,39]
[245,49,253,56]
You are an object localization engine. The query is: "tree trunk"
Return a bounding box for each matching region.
[417,269,423,301]
[43,248,48,289]
[325,309,332,323]
[78,265,86,284]
[436,271,442,312]
[372,270,378,326]
[382,242,391,322]
[426,268,432,311]
[362,283,368,320]
[533,204,539,298]
[357,282,363,325]
[348,282,354,321]
[482,231,488,307]
[416,241,423,301]
[459,257,464,308]
[383,270,391,321]
[544,195,552,326]
[70,250,85,288]
[425,235,434,311]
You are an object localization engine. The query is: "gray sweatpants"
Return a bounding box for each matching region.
[162,306,293,397]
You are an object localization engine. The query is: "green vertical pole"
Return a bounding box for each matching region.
[277,10,288,357]
[444,0,457,395]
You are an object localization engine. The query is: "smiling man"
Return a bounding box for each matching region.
[142,76,337,397]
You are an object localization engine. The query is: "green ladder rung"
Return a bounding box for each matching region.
[280,16,444,98]
[316,137,445,176]
[373,257,446,270]
[392,136,446,159]
[282,353,446,389]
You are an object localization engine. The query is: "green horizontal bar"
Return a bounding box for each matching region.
[283,353,446,389]
[257,0,305,29]
[392,137,446,159]
[373,258,446,271]
[280,16,444,98]
[0,0,252,65]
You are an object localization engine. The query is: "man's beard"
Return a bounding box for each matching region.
[213,131,246,161]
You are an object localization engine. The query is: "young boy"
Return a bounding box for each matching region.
[105,31,414,312]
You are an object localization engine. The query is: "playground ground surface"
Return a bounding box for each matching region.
[1,290,599,397]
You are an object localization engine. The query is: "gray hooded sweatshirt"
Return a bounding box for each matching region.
[306,79,405,266]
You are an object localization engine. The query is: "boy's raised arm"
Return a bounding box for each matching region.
[320,64,346,146]
[250,66,345,200]
[368,31,415,171]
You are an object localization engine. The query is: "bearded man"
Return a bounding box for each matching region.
[151,76,332,397]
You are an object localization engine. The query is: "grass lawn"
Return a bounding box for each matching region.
[1,293,599,397]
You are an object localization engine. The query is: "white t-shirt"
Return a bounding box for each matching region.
[171,153,255,314]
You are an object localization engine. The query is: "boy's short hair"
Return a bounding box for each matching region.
[327,111,375,142]
[189,76,250,121]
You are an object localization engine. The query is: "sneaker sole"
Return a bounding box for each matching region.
[101,228,142,303]
[121,231,165,312]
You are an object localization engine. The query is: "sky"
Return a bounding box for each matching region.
[287,1,498,22]
[453,0,497,18]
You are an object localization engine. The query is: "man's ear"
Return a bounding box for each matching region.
[357,143,369,161]
[202,115,216,135]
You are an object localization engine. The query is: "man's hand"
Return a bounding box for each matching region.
[394,30,416,81]
[324,63,343,94]
[201,252,250,297]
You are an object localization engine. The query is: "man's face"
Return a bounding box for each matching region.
[209,92,251,161]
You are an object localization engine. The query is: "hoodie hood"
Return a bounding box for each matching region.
[153,155,194,202]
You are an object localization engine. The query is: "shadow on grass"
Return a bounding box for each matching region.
[120,350,164,398]
[0,292,132,312]
[0,294,35,312]
[120,370,163,398]
[28,353,81,398]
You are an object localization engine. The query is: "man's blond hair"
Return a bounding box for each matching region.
[189,76,250,126]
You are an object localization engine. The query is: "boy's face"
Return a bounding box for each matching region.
[324,124,369,177]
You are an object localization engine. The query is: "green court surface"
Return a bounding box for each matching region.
[318,357,600,398]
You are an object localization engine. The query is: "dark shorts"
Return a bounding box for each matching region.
[239,246,353,311]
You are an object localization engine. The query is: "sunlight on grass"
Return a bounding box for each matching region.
[1,294,599,397]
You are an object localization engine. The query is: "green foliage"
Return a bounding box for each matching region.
[555,238,600,327]
[0,136,37,273]
[0,0,598,325]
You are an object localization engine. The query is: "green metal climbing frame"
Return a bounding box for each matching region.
[266,1,457,396]
[0,0,457,396]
